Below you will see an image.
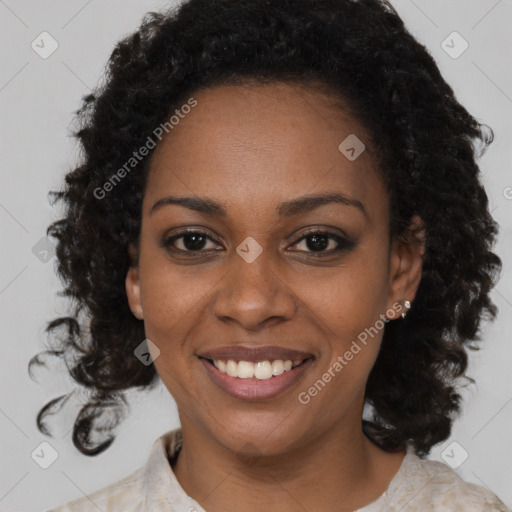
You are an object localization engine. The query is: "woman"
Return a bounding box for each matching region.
[34,0,509,510]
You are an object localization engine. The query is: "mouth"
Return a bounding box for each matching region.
[197,346,315,401]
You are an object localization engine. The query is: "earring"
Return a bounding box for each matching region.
[401,299,411,319]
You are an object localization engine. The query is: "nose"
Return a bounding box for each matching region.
[212,246,297,331]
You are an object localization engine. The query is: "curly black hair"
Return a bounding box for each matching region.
[29,0,502,458]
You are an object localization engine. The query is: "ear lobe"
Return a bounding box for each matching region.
[125,243,142,319]
[387,215,426,313]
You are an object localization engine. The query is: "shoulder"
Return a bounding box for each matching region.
[420,458,509,511]
[45,428,185,512]
[388,448,511,512]
[45,466,145,512]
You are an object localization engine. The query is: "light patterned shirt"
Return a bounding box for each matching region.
[47,428,511,512]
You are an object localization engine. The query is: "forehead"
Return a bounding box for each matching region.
[144,82,387,222]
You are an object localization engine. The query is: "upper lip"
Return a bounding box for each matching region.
[197,345,313,362]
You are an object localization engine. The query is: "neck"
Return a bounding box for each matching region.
[172,407,405,512]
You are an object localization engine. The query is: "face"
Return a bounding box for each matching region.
[126,82,424,456]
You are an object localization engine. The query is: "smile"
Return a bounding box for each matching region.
[198,352,314,401]
[211,358,305,380]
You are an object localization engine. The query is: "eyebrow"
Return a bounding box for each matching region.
[149,192,367,220]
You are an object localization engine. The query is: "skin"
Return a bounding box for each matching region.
[125,82,425,512]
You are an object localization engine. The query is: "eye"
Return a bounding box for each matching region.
[161,227,356,258]
[162,229,222,254]
[288,229,355,257]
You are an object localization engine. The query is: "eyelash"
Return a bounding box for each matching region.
[161,228,355,258]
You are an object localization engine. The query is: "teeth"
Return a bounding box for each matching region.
[237,361,254,379]
[212,358,306,379]
[272,360,284,376]
[254,361,273,380]
[226,360,238,377]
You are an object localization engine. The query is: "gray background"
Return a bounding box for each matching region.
[1,1,511,510]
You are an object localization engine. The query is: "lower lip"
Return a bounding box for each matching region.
[199,357,314,401]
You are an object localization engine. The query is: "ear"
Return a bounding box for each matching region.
[126,243,143,320]
[386,215,426,318]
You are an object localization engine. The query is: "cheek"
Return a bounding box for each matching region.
[298,309,383,421]
[308,245,389,331]
[139,265,205,405]
[137,246,209,360]
[305,243,389,383]
[137,225,206,321]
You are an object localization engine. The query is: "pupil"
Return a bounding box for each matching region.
[184,233,206,250]
[307,234,328,251]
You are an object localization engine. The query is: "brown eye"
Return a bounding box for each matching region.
[289,230,356,256]
[162,230,222,254]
